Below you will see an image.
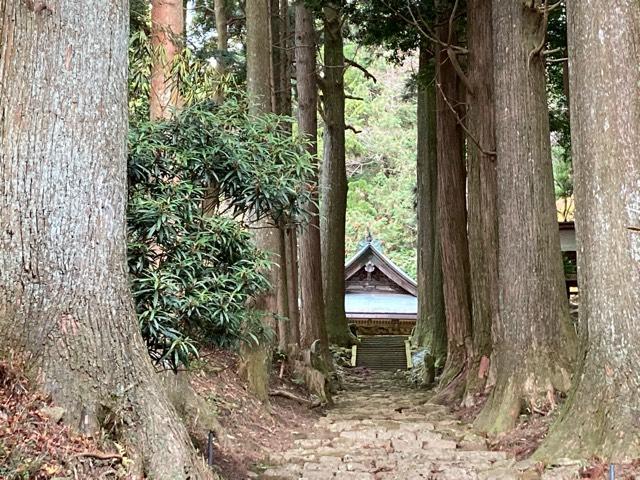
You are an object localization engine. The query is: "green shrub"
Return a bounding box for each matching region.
[127,101,313,370]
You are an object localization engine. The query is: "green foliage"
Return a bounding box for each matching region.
[128,29,225,123]
[128,100,312,369]
[343,48,418,278]
[127,24,313,369]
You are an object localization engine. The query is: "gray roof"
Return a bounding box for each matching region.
[345,292,417,315]
[344,242,417,296]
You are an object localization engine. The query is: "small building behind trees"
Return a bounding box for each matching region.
[344,236,417,336]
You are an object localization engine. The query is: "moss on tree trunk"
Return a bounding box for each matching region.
[536,0,640,461]
[414,43,447,370]
[475,0,577,433]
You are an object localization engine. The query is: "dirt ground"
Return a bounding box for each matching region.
[190,349,321,479]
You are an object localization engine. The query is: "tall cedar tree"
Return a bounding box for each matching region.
[150,0,184,119]
[244,0,281,401]
[537,0,640,460]
[464,0,498,404]
[414,43,447,369]
[434,18,473,400]
[296,4,331,355]
[270,0,297,351]
[320,2,353,346]
[0,1,211,477]
[476,0,577,433]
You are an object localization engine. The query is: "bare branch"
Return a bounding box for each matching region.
[345,58,377,83]
[345,125,362,134]
[345,94,365,101]
[447,48,474,96]
[435,81,497,158]
[528,0,550,71]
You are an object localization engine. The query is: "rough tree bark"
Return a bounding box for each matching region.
[212,0,228,103]
[476,0,577,433]
[464,0,498,406]
[413,42,447,372]
[536,0,640,461]
[150,0,184,120]
[277,228,290,350]
[434,23,473,400]
[271,0,298,351]
[295,3,331,357]
[320,3,353,347]
[244,0,280,401]
[285,227,300,346]
[0,2,211,478]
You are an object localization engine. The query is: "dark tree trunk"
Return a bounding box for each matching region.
[295,3,330,355]
[320,3,353,346]
[414,42,447,370]
[245,0,280,401]
[285,227,300,346]
[464,0,498,406]
[434,24,473,400]
[271,0,297,351]
[277,227,290,350]
[0,2,211,478]
[150,0,184,120]
[476,0,577,433]
[537,0,640,461]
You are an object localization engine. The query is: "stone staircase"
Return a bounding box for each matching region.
[259,371,582,480]
[355,335,409,370]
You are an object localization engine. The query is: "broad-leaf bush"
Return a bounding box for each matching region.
[127,21,313,370]
[128,101,313,370]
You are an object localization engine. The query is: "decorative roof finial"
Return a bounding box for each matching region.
[365,229,373,244]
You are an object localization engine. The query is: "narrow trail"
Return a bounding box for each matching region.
[260,371,579,480]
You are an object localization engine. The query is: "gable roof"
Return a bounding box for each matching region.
[344,241,417,297]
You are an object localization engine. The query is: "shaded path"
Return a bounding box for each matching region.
[260,371,580,480]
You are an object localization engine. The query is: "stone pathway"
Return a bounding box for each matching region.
[260,371,581,480]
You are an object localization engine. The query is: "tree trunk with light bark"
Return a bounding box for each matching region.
[150,0,184,120]
[464,0,498,406]
[476,0,577,433]
[536,0,640,461]
[0,2,212,478]
[434,24,473,401]
[414,42,447,371]
[320,3,353,347]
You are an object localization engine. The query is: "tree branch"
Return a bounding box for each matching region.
[345,125,362,134]
[345,58,377,83]
[528,0,550,71]
[447,48,474,96]
[435,81,496,158]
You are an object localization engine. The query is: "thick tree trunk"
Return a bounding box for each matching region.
[0,2,211,478]
[476,0,577,433]
[150,0,184,120]
[413,43,447,370]
[464,0,498,406]
[320,3,353,347]
[537,0,640,461]
[245,0,279,401]
[295,3,331,357]
[434,25,473,400]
